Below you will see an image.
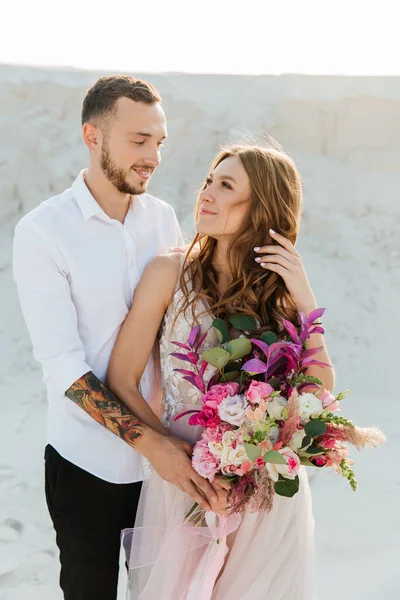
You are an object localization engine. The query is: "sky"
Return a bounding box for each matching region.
[1,0,399,75]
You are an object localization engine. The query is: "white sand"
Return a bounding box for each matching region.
[0,64,399,599]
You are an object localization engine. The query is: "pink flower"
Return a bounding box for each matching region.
[254,456,265,469]
[188,406,221,427]
[320,435,337,449]
[320,390,340,412]
[202,383,240,408]
[245,381,274,404]
[202,423,233,443]
[192,440,220,481]
[310,455,328,467]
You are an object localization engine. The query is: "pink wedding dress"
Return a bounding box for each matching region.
[124,274,316,600]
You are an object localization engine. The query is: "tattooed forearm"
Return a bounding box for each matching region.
[65,372,145,448]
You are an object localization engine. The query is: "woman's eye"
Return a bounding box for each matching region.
[222,181,232,189]
[205,177,212,187]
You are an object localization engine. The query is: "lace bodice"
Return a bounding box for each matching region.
[140,260,218,480]
[159,283,218,428]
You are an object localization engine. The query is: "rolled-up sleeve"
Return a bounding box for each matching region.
[13,219,91,394]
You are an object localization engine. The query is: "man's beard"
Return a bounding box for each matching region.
[100,141,146,195]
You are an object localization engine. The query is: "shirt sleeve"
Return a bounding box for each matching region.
[13,219,92,395]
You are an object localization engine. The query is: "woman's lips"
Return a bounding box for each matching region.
[199,208,217,215]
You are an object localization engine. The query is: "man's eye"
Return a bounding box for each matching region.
[157,142,164,148]
[135,141,145,146]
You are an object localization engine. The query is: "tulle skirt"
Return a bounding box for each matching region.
[123,465,316,600]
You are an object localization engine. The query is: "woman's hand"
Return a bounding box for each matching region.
[254,229,317,315]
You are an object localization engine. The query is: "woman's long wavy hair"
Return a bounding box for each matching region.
[176,143,303,335]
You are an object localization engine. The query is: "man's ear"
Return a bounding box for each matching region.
[82,122,100,152]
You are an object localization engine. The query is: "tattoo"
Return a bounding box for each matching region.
[65,372,145,448]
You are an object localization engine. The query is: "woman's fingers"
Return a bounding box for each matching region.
[254,229,300,258]
[259,263,287,277]
[255,253,293,271]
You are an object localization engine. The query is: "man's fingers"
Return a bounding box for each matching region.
[213,477,231,491]
[183,480,212,511]
[192,472,218,506]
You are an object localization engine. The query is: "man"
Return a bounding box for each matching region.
[13,75,219,600]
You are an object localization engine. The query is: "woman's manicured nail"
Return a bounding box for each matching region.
[260,263,266,267]
[269,229,276,235]
[255,257,262,262]
[254,246,261,252]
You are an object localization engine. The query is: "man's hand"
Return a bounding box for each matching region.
[211,476,232,516]
[141,430,218,511]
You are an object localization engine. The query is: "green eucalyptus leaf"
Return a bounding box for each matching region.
[201,347,231,369]
[301,435,313,449]
[225,338,252,361]
[224,361,242,373]
[274,475,300,498]
[263,450,286,465]
[221,371,241,382]
[299,456,314,467]
[244,443,262,462]
[229,314,257,333]
[212,318,229,344]
[260,331,278,345]
[304,420,327,438]
[305,446,325,455]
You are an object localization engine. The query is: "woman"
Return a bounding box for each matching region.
[107,143,334,599]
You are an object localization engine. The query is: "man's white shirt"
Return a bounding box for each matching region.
[13,170,183,483]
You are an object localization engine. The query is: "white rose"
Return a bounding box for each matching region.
[288,430,307,451]
[299,393,323,423]
[267,425,280,445]
[208,442,223,457]
[266,447,301,482]
[221,444,248,467]
[266,395,287,420]
[218,394,249,426]
[221,431,237,447]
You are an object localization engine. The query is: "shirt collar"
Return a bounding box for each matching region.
[72,170,103,221]
[72,169,145,221]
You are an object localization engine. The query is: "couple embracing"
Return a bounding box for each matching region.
[14,75,333,599]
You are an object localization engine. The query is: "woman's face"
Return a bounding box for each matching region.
[195,156,252,239]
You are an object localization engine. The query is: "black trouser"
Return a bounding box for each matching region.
[44,444,142,600]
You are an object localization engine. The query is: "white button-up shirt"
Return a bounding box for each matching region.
[13,170,183,483]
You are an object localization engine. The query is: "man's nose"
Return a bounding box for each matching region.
[144,145,161,168]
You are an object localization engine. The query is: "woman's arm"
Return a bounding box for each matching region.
[106,253,181,436]
[254,229,335,393]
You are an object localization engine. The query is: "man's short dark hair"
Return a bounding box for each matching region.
[81,75,161,126]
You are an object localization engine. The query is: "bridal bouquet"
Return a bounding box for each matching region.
[172,309,386,514]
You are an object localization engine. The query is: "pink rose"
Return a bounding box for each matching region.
[310,455,328,467]
[189,406,221,427]
[320,390,340,412]
[245,381,274,404]
[202,383,240,408]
